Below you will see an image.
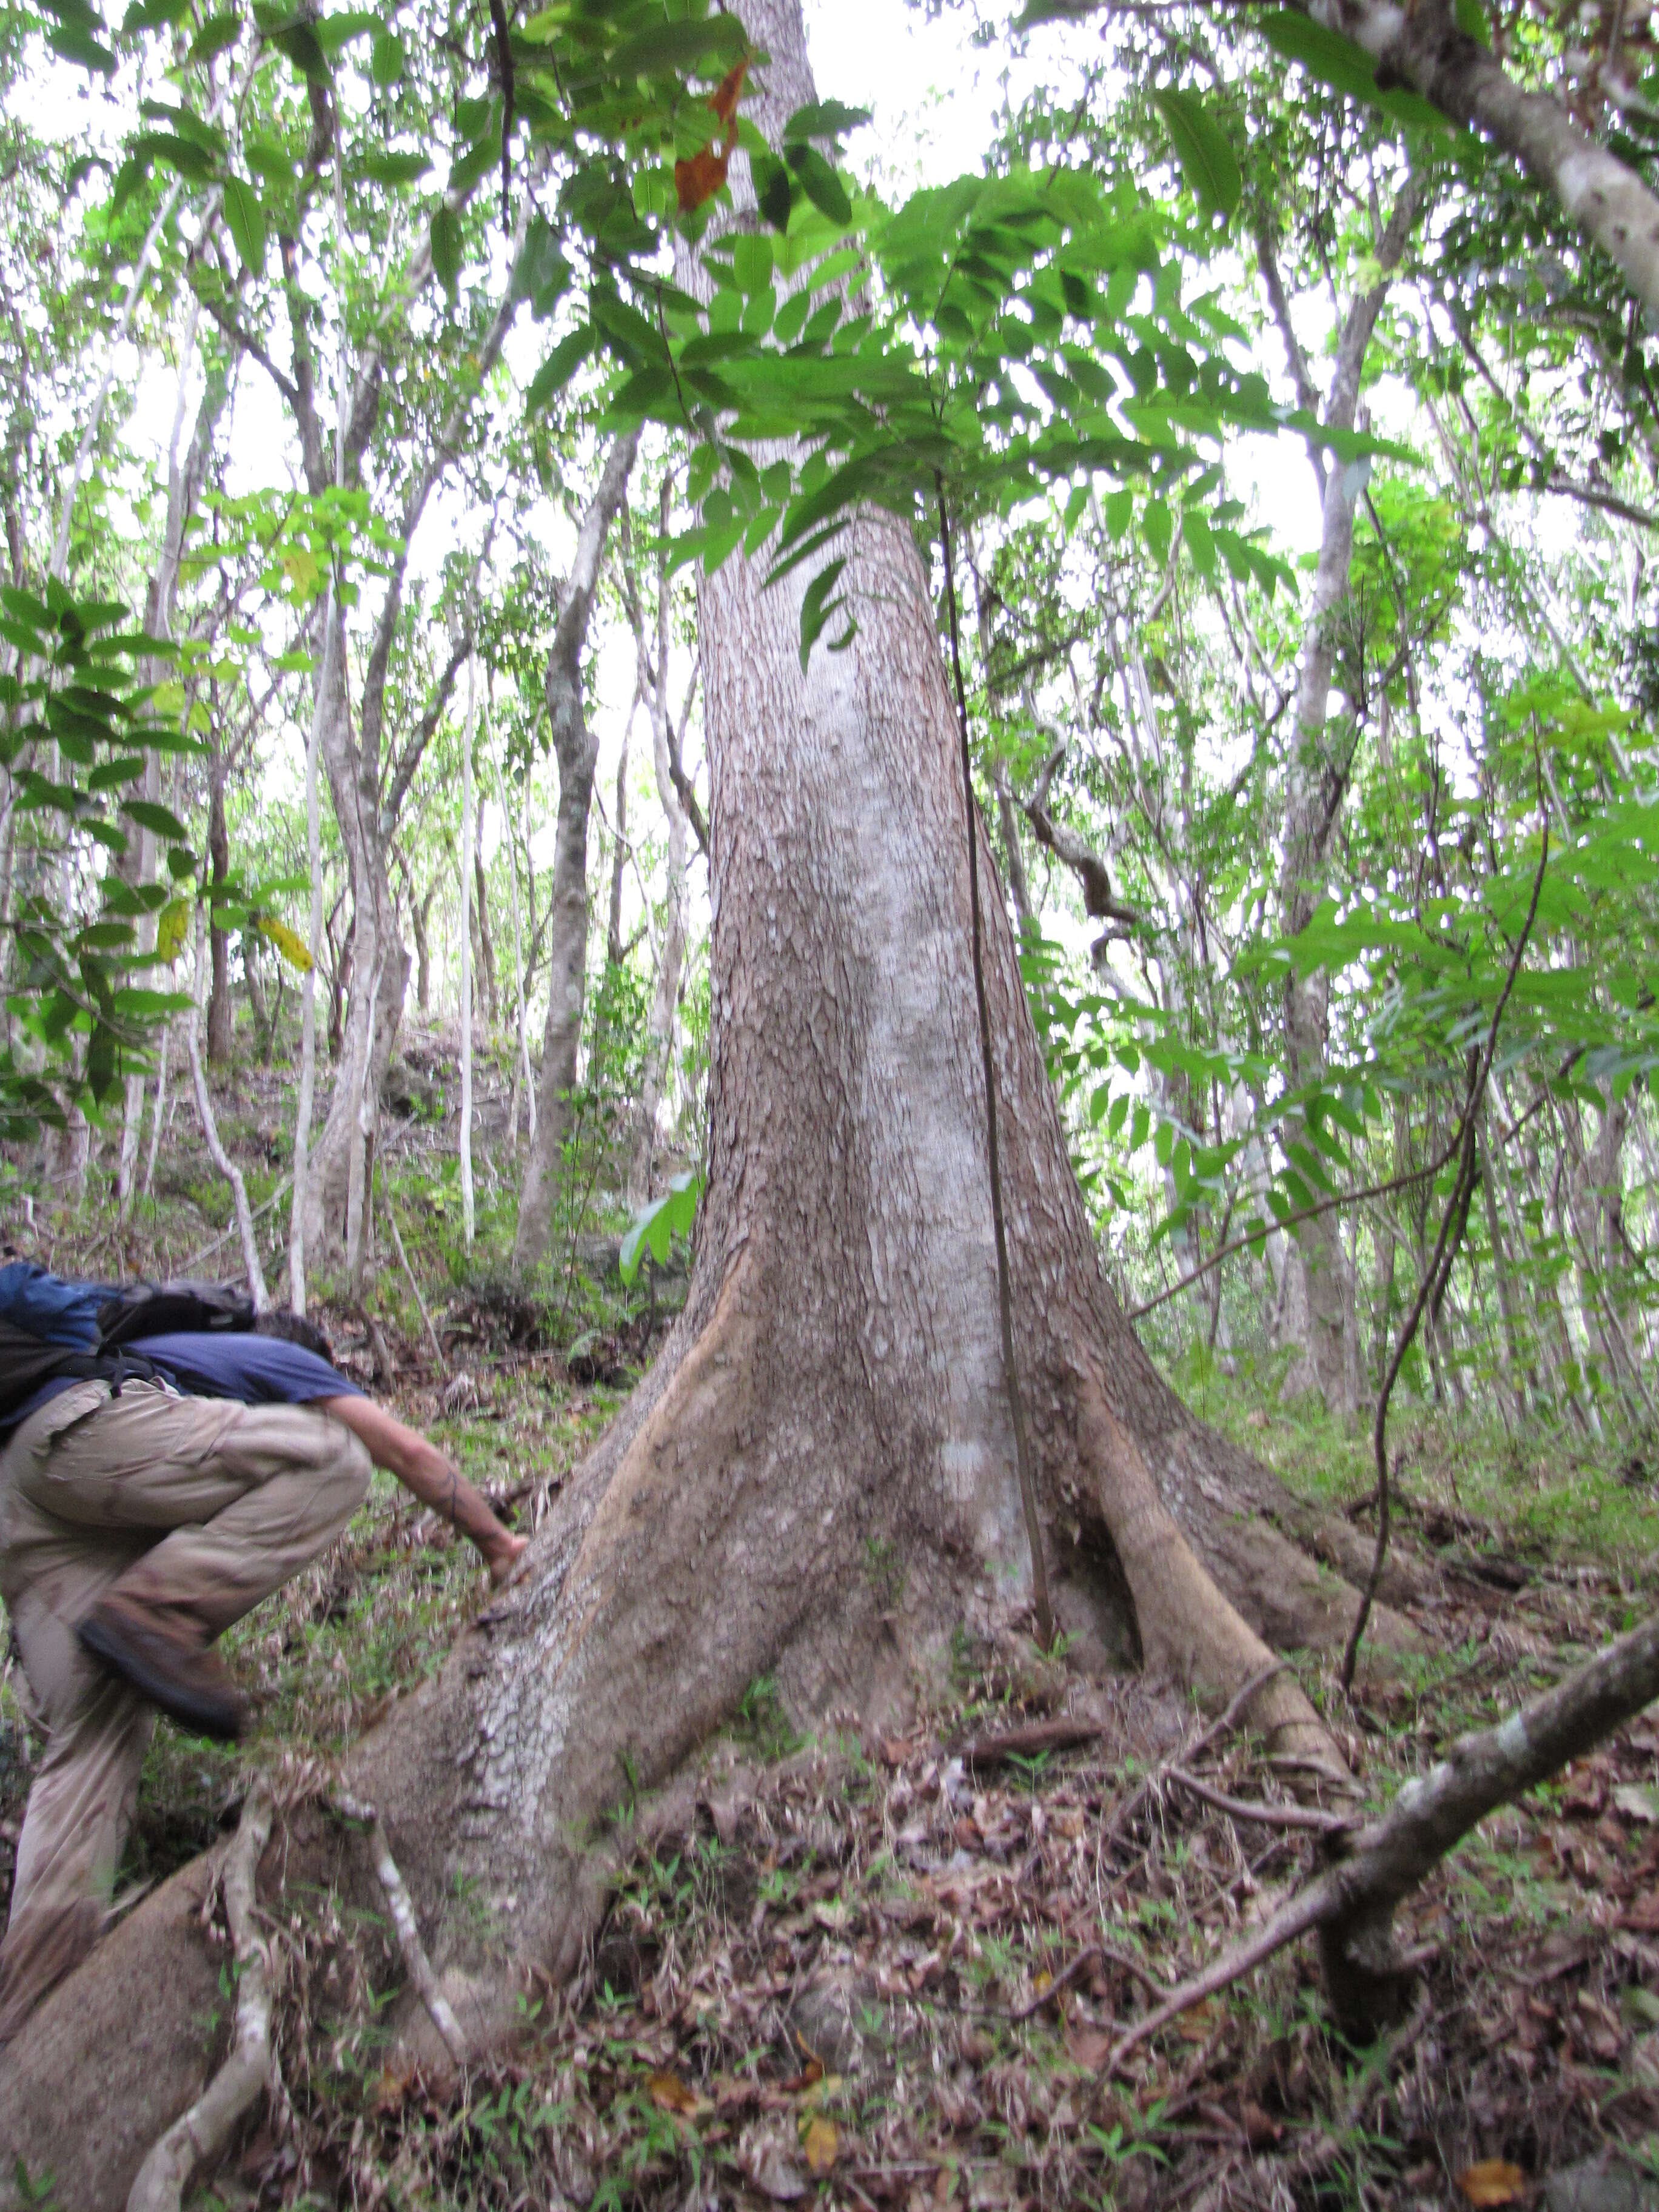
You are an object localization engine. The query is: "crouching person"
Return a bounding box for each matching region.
[0,1312,526,2042]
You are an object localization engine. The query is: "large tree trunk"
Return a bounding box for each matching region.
[0,16,1409,2193]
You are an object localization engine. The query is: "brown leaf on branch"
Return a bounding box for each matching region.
[674,144,729,212]
[708,58,749,126]
[674,58,749,210]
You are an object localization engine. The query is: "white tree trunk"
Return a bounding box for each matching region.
[495,749,534,1147]
[514,431,640,1268]
[289,589,333,1315]
[460,649,476,1249]
[185,909,270,1312]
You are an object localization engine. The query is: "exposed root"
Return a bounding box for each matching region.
[1077,1377,1355,1783]
[328,1791,469,2067]
[125,1786,275,2212]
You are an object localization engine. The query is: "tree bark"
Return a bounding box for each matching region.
[0,15,1418,2193]
[413,883,435,1016]
[514,431,640,1270]
[473,848,498,1029]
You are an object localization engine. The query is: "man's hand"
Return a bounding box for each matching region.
[321,1395,527,1580]
[487,1530,531,1587]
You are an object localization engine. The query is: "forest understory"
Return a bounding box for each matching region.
[6,1037,1659,2212]
[7,0,1659,2177]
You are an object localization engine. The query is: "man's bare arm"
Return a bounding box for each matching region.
[320,1395,529,1586]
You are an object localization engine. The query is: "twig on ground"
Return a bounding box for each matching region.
[1009,1938,1168,2021]
[329,1792,468,2065]
[126,1787,276,2212]
[1166,1767,1355,1833]
[1099,1658,1289,1857]
[1104,1881,1333,2077]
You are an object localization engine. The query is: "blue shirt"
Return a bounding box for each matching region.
[4,1331,363,1438]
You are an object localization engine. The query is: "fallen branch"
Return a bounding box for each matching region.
[1102,1604,1659,2070]
[1010,1939,1168,2022]
[1166,1768,1355,1834]
[1099,1658,1292,1857]
[126,1787,276,2212]
[959,1718,1104,1766]
[330,1792,468,2066]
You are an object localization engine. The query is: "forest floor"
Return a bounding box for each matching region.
[5,1040,1659,2210]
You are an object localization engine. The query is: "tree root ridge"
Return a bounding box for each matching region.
[328,1792,469,2068]
[125,1787,276,2212]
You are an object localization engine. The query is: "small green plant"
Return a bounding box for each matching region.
[10,2162,61,2211]
[734,1672,800,1761]
[863,1533,906,1610]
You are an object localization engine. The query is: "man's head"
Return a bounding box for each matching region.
[252,1308,336,1363]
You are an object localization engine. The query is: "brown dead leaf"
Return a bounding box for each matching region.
[1457,2160,1526,2207]
[371,2059,420,2114]
[1563,1761,1611,1818]
[802,2115,839,2174]
[674,144,730,212]
[673,58,749,211]
[708,56,749,126]
[1178,1997,1220,2042]
[1064,2023,1114,2069]
[648,2070,705,2116]
[1575,1992,1625,2061]
[779,2054,825,2094]
[880,1737,911,1768]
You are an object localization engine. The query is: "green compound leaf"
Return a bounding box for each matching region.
[1151,87,1242,223]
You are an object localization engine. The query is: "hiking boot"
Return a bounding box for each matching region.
[76,1593,248,1741]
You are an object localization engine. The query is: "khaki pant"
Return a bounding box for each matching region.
[0,1379,370,2037]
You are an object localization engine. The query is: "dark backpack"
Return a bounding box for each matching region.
[96,1278,256,1349]
[0,1267,257,1432]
